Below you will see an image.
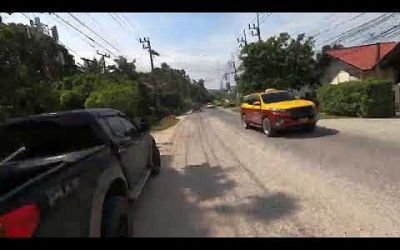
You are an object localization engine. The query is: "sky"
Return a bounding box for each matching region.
[1,12,399,89]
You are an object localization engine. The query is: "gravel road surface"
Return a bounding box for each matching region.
[132,108,400,237]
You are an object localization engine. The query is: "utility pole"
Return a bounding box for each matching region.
[139,37,159,72]
[96,50,110,73]
[248,13,261,42]
[376,42,381,79]
[237,29,248,48]
[228,60,237,79]
[140,37,161,113]
[228,59,240,104]
[81,57,96,72]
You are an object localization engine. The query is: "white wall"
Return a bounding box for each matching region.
[321,60,361,85]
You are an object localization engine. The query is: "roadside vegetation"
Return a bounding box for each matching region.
[236,33,342,96]
[151,116,180,131]
[0,22,210,124]
[317,79,395,118]
[227,32,394,118]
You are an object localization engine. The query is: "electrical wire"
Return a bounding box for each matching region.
[118,13,141,42]
[120,13,135,29]
[67,13,121,53]
[20,13,31,21]
[259,13,272,25]
[347,16,398,45]
[50,14,96,49]
[325,13,397,44]
[109,13,126,29]
[115,13,129,28]
[59,41,83,59]
[51,13,117,57]
[311,13,365,39]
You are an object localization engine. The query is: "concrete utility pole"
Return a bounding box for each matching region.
[237,29,248,48]
[139,37,159,72]
[96,50,110,73]
[228,60,237,79]
[248,13,261,42]
[228,59,240,104]
[376,42,381,79]
[140,37,161,112]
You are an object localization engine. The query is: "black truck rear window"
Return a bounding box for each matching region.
[0,116,103,162]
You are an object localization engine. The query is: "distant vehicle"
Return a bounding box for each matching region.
[240,89,317,137]
[206,103,215,108]
[0,109,161,237]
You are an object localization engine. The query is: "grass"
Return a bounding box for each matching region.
[151,116,180,131]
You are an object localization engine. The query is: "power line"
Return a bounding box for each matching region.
[341,14,399,44]
[118,13,141,43]
[120,13,133,28]
[50,14,96,49]
[67,13,121,53]
[84,13,124,48]
[59,41,83,59]
[334,13,396,43]
[325,13,397,44]
[51,13,118,57]
[20,13,31,21]
[115,13,130,28]
[312,13,366,39]
[86,13,102,28]
[363,19,400,43]
[114,13,128,28]
[259,13,272,25]
[109,13,126,29]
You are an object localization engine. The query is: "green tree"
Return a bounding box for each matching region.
[85,80,140,118]
[58,73,107,110]
[238,32,317,95]
[0,22,76,118]
[107,56,137,79]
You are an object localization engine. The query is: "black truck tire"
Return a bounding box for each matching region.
[101,196,132,237]
[151,144,161,176]
[242,115,250,129]
[262,117,276,137]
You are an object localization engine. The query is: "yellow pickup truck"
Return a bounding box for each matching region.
[240,89,317,137]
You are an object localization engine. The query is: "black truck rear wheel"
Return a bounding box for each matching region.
[101,196,132,237]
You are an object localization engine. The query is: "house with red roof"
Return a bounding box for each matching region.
[321,41,400,105]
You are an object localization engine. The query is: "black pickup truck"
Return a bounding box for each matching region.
[0,108,161,237]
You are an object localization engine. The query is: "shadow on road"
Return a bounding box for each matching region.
[181,163,236,201]
[214,192,298,224]
[278,126,340,139]
[131,156,235,237]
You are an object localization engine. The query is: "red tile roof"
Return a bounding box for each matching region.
[326,41,399,71]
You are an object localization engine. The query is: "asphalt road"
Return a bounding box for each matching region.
[132,108,400,236]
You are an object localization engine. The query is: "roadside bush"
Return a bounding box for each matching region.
[317,79,394,118]
[85,81,140,118]
[59,90,86,110]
